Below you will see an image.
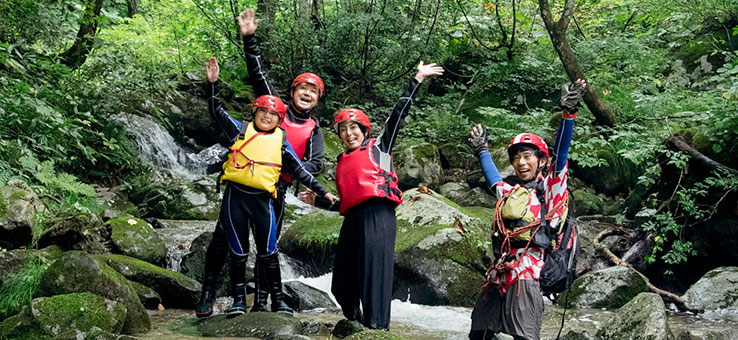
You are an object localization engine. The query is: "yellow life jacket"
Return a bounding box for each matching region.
[220,122,283,197]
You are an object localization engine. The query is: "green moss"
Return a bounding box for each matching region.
[9,190,27,202]
[458,206,494,226]
[0,259,51,319]
[410,144,439,165]
[317,174,337,193]
[395,219,447,253]
[106,217,165,264]
[96,254,194,285]
[282,211,343,255]
[347,329,406,340]
[0,192,6,220]
[322,128,344,161]
[35,292,127,335]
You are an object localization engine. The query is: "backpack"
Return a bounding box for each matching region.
[539,216,579,294]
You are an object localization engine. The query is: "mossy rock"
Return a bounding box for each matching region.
[37,210,111,254]
[596,292,673,340]
[394,143,442,190]
[129,281,162,310]
[34,251,150,334]
[571,188,604,216]
[96,253,201,309]
[346,329,406,340]
[560,266,649,309]
[278,210,343,276]
[0,245,62,287]
[682,266,738,311]
[332,319,365,338]
[107,217,166,265]
[0,292,127,340]
[0,179,45,250]
[197,312,303,338]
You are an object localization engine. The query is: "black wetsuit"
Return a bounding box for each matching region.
[316,78,421,330]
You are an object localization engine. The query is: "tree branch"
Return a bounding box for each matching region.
[665,135,738,176]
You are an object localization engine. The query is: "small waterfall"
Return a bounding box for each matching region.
[111,113,227,179]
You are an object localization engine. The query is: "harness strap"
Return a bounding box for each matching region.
[229,131,282,172]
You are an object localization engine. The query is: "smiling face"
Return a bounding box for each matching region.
[338,121,365,151]
[291,83,320,112]
[253,107,281,131]
[511,149,547,182]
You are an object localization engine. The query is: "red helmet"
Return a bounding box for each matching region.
[508,133,549,160]
[291,73,324,96]
[252,94,287,119]
[333,108,371,135]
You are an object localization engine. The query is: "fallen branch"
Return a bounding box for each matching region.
[37,194,61,204]
[666,135,738,176]
[593,226,704,314]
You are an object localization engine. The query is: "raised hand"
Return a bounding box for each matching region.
[560,78,587,115]
[205,57,219,83]
[414,61,444,83]
[468,124,489,156]
[237,8,259,36]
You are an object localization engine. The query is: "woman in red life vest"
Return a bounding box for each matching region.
[196,8,328,317]
[300,61,443,330]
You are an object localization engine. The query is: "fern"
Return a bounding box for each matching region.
[34,160,96,198]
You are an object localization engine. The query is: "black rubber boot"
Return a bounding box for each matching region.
[250,256,269,312]
[226,253,248,317]
[264,252,294,314]
[195,224,229,318]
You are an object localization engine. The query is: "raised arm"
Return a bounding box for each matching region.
[551,79,586,174]
[206,57,242,142]
[469,124,503,189]
[377,61,444,153]
[238,8,280,98]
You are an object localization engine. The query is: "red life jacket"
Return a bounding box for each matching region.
[280,115,316,182]
[336,138,403,215]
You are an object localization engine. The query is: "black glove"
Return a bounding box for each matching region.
[560,81,586,114]
[468,125,489,156]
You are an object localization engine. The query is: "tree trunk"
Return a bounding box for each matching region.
[126,0,137,17]
[60,0,104,69]
[258,0,277,26]
[538,0,616,127]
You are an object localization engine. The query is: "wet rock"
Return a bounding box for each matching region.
[571,188,604,217]
[279,210,343,276]
[676,329,738,340]
[438,144,476,170]
[197,312,303,338]
[394,143,442,190]
[283,281,337,311]
[102,209,119,222]
[558,330,595,340]
[596,292,673,340]
[393,188,488,307]
[0,245,62,287]
[621,239,654,273]
[332,319,365,338]
[560,266,649,309]
[179,242,231,298]
[125,170,220,220]
[129,281,162,310]
[96,253,201,309]
[682,266,738,312]
[573,219,613,275]
[107,217,166,265]
[302,321,332,337]
[0,179,45,249]
[0,292,127,339]
[34,251,150,334]
[37,210,111,254]
[345,330,406,339]
[438,182,496,207]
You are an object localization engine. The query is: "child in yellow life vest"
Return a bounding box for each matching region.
[204,57,337,317]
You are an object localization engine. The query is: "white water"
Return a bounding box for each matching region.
[111,113,226,179]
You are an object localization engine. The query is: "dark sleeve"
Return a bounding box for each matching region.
[207,81,242,142]
[301,122,325,176]
[376,78,421,153]
[314,196,340,211]
[243,35,281,98]
[282,139,329,197]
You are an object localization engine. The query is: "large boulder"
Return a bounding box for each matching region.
[129,281,162,310]
[560,266,649,309]
[125,170,221,220]
[283,281,337,311]
[595,292,673,340]
[0,179,45,249]
[96,254,201,309]
[0,246,62,288]
[197,313,303,338]
[36,210,111,254]
[34,251,150,334]
[438,144,476,170]
[572,218,613,275]
[393,188,489,307]
[278,210,344,276]
[0,292,127,340]
[107,217,166,265]
[394,143,442,190]
[179,231,231,298]
[438,182,496,207]
[681,266,738,312]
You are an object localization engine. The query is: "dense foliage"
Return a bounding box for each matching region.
[1,0,736,271]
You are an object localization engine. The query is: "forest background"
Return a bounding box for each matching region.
[0,0,737,309]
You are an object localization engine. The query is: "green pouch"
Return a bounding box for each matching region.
[501,186,536,222]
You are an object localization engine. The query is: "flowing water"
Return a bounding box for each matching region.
[111,113,226,179]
